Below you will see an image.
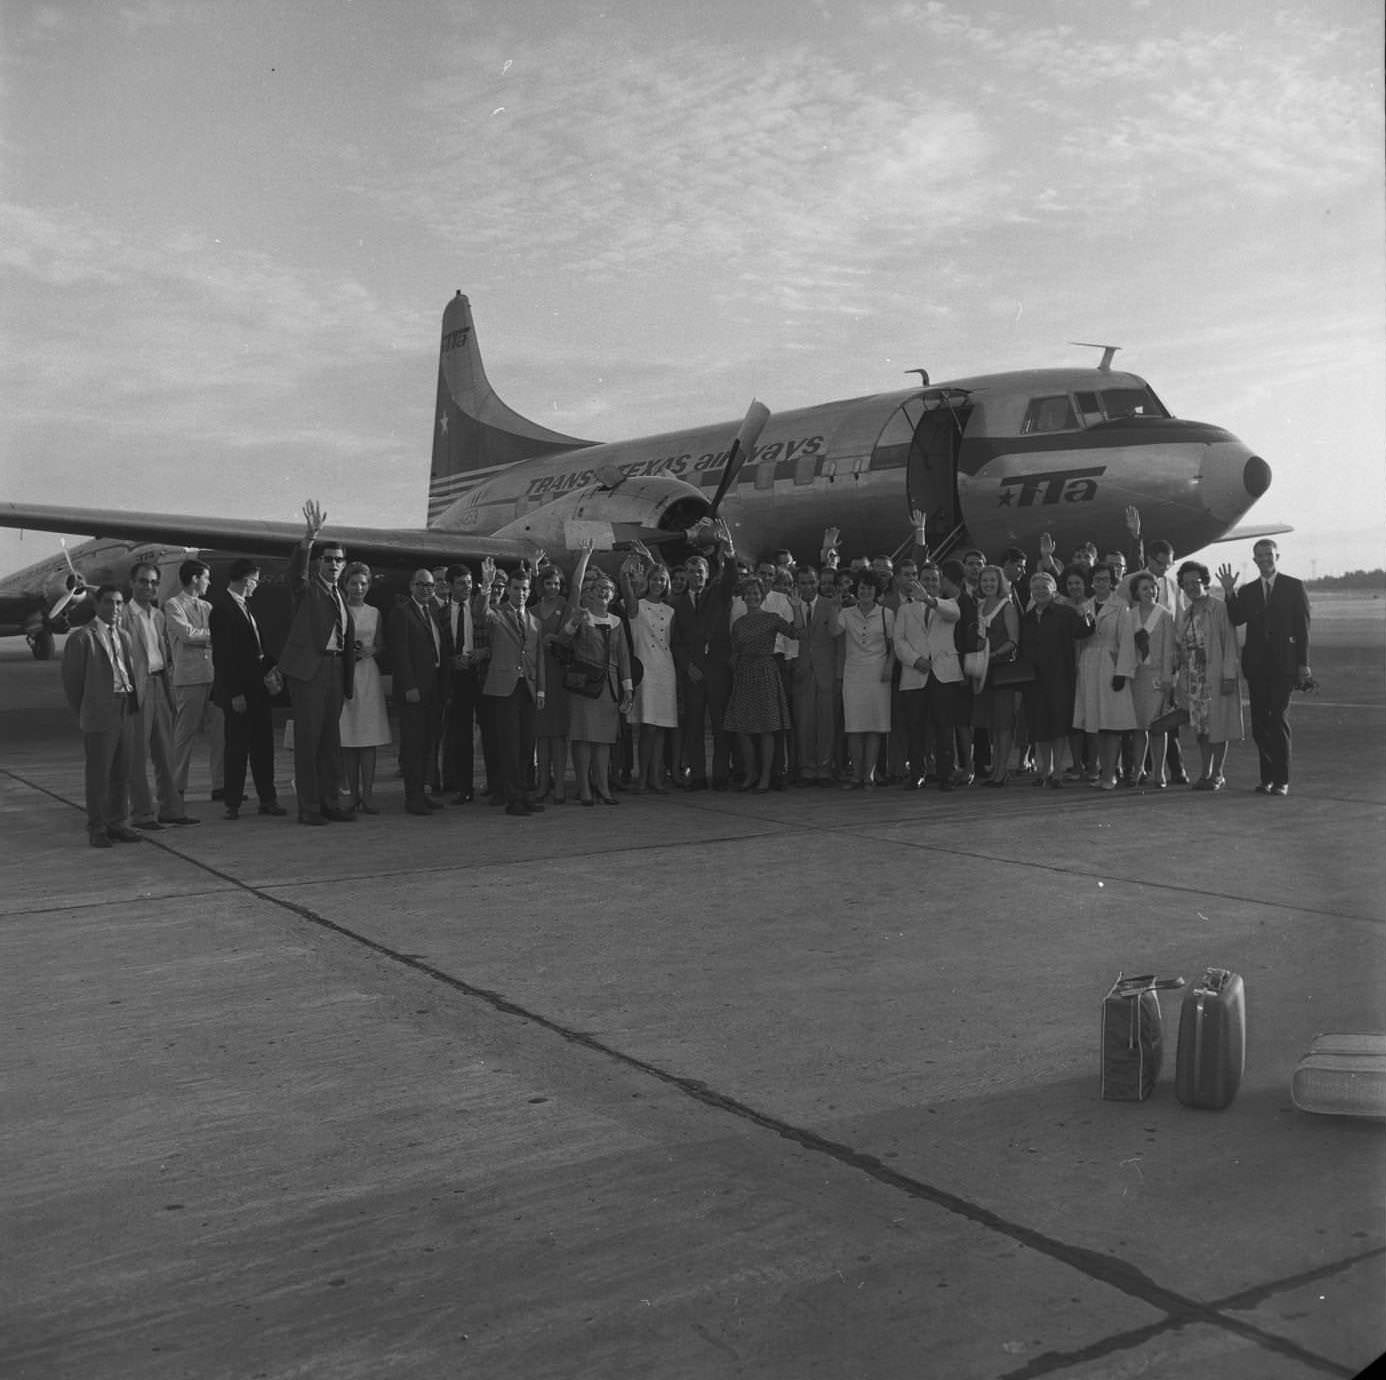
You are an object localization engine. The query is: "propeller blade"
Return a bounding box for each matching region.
[707,399,770,519]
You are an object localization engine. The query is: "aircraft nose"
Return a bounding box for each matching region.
[1198,434,1271,525]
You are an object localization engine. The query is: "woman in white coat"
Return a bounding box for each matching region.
[1072,562,1137,791]
[1128,571,1177,788]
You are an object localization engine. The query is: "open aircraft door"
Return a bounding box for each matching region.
[873,388,973,553]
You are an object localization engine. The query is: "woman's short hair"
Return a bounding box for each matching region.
[343,561,372,583]
[1089,561,1117,586]
[978,564,1011,597]
[1130,571,1158,598]
[1059,562,1091,595]
[1177,560,1211,587]
[737,575,766,598]
[1029,571,1057,591]
[854,571,885,597]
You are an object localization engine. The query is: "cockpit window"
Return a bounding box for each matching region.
[1100,387,1169,419]
[1021,396,1079,434]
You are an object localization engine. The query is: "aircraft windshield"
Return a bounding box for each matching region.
[1024,386,1170,434]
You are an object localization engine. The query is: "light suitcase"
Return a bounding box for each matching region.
[1291,1034,1386,1118]
[1100,973,1185,1102]
[1174,968,1246,1109]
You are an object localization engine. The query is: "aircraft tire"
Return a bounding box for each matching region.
[30,630,55,661]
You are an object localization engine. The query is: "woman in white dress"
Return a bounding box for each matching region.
[839,572,894,789]
[1072,562,1138,791]
[1128,571,1177,789]
[620,553,678,793]
[338,562,391,813]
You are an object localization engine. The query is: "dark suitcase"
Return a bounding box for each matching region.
[1174,968,1246,1109]
[1100,973,1185,1101]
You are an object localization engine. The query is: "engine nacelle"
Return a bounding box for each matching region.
[489,474,710,554]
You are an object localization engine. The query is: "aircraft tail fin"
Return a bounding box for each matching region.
[428,292,593,524]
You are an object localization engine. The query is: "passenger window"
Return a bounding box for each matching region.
[1075,391,1103,425]
[1021,396,1078,434]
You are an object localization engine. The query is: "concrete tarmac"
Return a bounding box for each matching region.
[3,598,1384,1379]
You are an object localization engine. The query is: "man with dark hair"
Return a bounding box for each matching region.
[62,585,145,847]
[1219,541,1312,796]
[440,563,481,801]
[792,564,842,785]
[389,569,450,815]
[164,557,224,801]
[121,561,194,828]
[211,559,285,820]
[277,500,357,824]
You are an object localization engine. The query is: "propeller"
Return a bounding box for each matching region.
[707,398,770,520]
[45,539,89,621]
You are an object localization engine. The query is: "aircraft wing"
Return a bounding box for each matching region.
[0,502,543,568]
[1208,522,1294,544]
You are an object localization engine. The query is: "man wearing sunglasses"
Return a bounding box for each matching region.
[278,499,357,825]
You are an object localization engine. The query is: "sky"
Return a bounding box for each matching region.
[1,0,1382,583]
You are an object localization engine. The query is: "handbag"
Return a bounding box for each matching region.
[962,647,989,685]
[1148,705,1189,734]
[987,657,1035,688]
[562,624,610,699]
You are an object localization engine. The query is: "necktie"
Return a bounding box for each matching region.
[107,624,132,693]
[1263,579,1272,604]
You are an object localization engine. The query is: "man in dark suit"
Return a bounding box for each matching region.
[277,500,357,824]
[670,521,738,790]
[1219,540,1312,796]
[211,559,286,821]
[439,563,482,801]
[473,560,546,817]
[388,570,449,815]
[792,565,842,785]
[61,585,145,847]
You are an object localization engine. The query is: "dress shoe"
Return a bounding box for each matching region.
[424,797,446,810]
[90,832,113,848]
[451,791,474,804]
[405,802,433,816]
[298,811,327,826]
[580,796,595,807]
[1270,783,1289,796]
[211,788,225,801]
[158,815,199,826]
[321,806,356,822]
[133,819,165,831]
[596,793,620,806]
[225,806,240,820]
[1170,770,1190,785]
[505,802,534,816]
[523,800,546,813]
[109,826,144,843]
[258,801,288,816]
[1254,783,1272,795]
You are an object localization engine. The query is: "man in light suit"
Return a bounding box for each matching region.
[473,560,546,817]
[389,569,450,816]
[210,559,286,820]
[1219,540,1312,796]
[164,558,225,800]
[892,561,963,790]
[792,565,842,785]
[121,561,196,828]
[62,586,145,847]
[277,500,357,825]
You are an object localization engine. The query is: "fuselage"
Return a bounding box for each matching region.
[429,367,1268,563]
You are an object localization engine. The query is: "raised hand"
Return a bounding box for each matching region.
[479,556,497,588]
[302,499,326,539]
[1039,531,1055,558]
[1124,505,1141,539]
[1215,562,1238,592]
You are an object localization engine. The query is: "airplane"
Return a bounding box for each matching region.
[2,291,1283,657]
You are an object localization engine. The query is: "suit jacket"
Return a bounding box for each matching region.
[794,596,843,687]
[210,593,277,707]
[474,596,545,699]
[893,597,962,690]
[388,599,447,703]
[558,614,633,700]
[119,601,177,713]
[163,589,215,687]
[276,540,357,697]
[1229,575,1310,679]
[62,619,139,731]
[670,558,738,678]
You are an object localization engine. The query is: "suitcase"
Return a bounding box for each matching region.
[1291,1034,1386,1118]
[1100,973,1185,1101]
[1174,968,1246,1109]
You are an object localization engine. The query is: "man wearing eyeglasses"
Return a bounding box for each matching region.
[388,570,450,816]
[278,499,357,824]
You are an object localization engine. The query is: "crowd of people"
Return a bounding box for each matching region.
[60,500,1313,845]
